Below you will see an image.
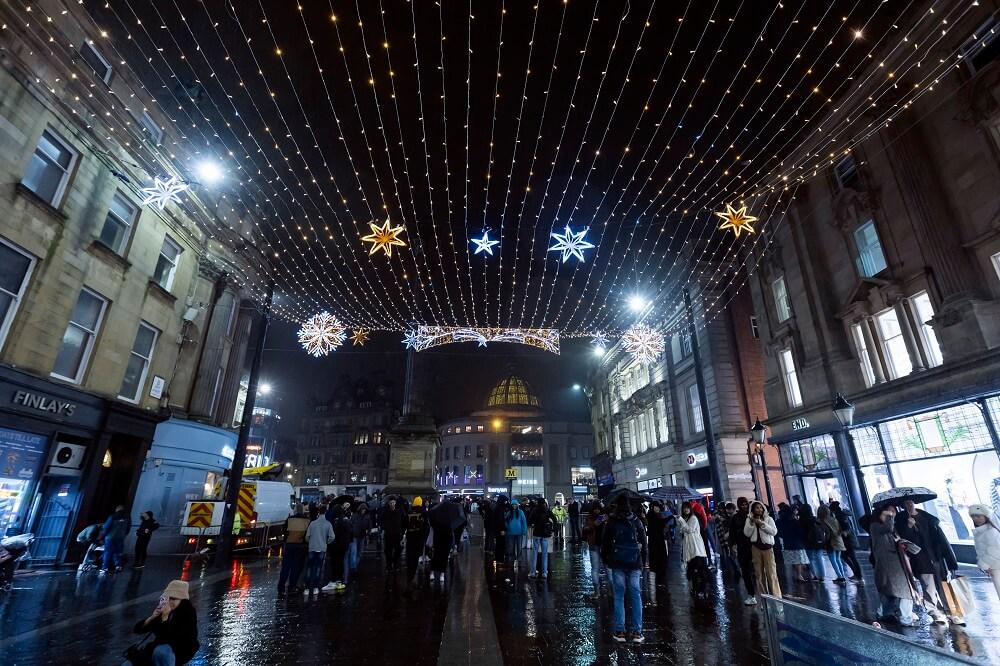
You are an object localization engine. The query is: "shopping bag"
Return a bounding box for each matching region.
[940,578,965,617]
[949,575,975,612]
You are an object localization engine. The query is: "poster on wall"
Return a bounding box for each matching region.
[0,426,48,535]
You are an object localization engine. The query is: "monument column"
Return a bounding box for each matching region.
[384,347,440,500]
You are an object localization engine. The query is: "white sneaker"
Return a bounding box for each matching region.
[311,588,319,595]
[321,582,337,592]
[949,615,966,626]
[931,611,948,624]
[439,572,445,582]
[744,596,758,606]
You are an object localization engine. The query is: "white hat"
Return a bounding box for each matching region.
[968,503,994,518]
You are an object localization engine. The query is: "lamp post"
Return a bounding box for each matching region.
[831,393,871,520]
[749,418,775,513]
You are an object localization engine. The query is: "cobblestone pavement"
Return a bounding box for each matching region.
[2,538,999,665]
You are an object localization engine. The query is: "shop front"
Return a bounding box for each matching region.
[680,445,713,499]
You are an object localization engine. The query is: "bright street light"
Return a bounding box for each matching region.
[572,383,581,391]
[196,160,224,185]
[628,294,648,312]
[258,382,272,395]
[593,345,606,357]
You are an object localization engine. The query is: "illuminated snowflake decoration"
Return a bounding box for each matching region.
[297,312,347,357]
[350,328,370,346]
[402,329,420,349]
[140,176,189,210]
[714,203,758,238]
[548,225,595,262]
[471,229,500,256]
[622,324,665,365]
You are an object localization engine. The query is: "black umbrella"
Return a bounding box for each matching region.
[646,486,703,503]
[332,495,356,507]
[605,487,646,504]
[428,500,465,531]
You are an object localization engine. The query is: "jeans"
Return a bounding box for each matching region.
[532,537,550,575]
[103,541,123,570]
[610,568,643,633]
[879,593,914,626]
[569,516,581,540]
[588,549,602,590]
[305,551,326,589]
[348,541,360,571]
[506,535,523,563]
[827,550,847,579]
[122,643,175,666]
[278,542,307,591]
[806,549,826,579]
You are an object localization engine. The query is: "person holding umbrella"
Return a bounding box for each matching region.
[868,503,920,626]
[893,492,961,625]
[428,497,463,583]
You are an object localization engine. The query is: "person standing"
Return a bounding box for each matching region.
[479,499,495,554]
[504,499,528,570]
[690,500,713,566]
[817,505,848,584]
[322,505,352,592]
[122,580,199,666]
[744,501,781,601]
[305,510,335,596]
[869,504,919,626]
[528,499,557,579]
[679,502,709,599]
[349,503,372,572]
[582,506,606,597]
[798,504,826,582]
[381,496,406,573]
[133,511,159,569]
[895,499,961,625]
[969,504,1000,601]
[277,505,310,595]
[568,499,581,542]
[728,497,756,605]
[100,505,130,574]
[405,497,430,587]
[830,501,863,583]
[646,502,669,587]
[601,496,647,644]
[776,504,809,582]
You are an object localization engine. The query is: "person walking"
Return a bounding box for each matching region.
[776,503,809,582]
[969,503,1000,602]
[491,496,510,570]
[349,503,372,572]
[728,497,756,604]
[405,497,430,587]
[744,501,781,601]
[100,505,130,575]
[646,502,669,587]
[601,495,647,644]
[322,505,352,593]
[133,511,159,569]
[552,501,568,546]
[869,504,919,626]
[277,505,310,595]
[528,498,557,579]
[830,501,863,583]
[479,499,495,554]
[691,500,713,566]
[568,499,582,542]
[305,510,334,596]
[817,505,848,584]
[582,506,606,597]
[122,580,199,666]
[381,496,407,573]
[798,504,826,581]
[895,499,961,625]
[679,502,709,599]
[504,499,528,571]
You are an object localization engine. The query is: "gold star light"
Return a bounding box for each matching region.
[361,218,407,257]
[351,328,370,346]
[714,203,758,238]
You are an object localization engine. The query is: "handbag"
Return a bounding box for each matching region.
[122,634,153,665]
[948,575,975,612]
[940,578,965,617]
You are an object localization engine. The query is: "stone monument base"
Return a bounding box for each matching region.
[385,414,440,502]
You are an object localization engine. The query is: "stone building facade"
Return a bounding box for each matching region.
[0,2,266,562]
[746,0,1000,559]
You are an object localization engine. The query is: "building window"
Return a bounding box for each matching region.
[99,191,139,255]
[687,384,704,433]
[876,308,913,379]
[833,154,860,190]
[80,41,113,83]
[749,316,759,339]
[910,292,942,368]
[52,288,107,383]
[373,431,383,444]
[992,251,1000,281]
[656,397,670,443]
[477,424,484,432]
[568,446,577,459]
[960,16,1000,75]
[465,425,472,432]
[476,445,484,458]
[778,348,803,408]
[453,446,459,460]
[853,220,888,277]
[636,415,647,453]
[118,322,158,402]
[153,236,182,290]
[613,423,623,460]
[850,323,876,388]
[0,239,35,351]
[444,447,450,460]
[772,276,792,322]
[23,129,77,206]
[138,111,163,145]
[464,445,471,459]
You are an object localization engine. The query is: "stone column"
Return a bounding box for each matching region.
[859,318,886,384]
[892,298,925,373]
[214,301,253,427]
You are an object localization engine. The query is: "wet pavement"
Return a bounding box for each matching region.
[2,537,999,664]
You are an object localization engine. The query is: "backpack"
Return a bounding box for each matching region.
[608,516,641,568]
[810,520,828,549]
[535,512,555,538]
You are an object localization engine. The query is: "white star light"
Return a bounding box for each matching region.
[591,332,610,352]
[402,329,420,349]
[548,225,595,262]
[471,229,499,256]
[297,312,347,357]
[622,324,665,365]
[140,176,189,210]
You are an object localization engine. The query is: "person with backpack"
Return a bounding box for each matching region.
[728,497,756,604]
[600,495,647,644]
[100,505,130,575]
[504,499,528,570]
[404,497,430,588]
[798,503,826,581]
[679,502,709,599]
[817,505,848,584]
[744,500,781,601]
[528,499,557,579]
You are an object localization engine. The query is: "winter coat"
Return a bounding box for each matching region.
[600,511,647,570]
[728,511,752,554]
[306,516,335,552]
[776,513,804,550]
[690,502,708,530]
[869,519,916,601]
[714,514,732,550]
[647,511,669,569]
[136,517,160,541]
[350,511,372,540]
[381,506,407,540]
[528,509,558,538]
[743,508,777,547]
[973,521,1000,572]
[102,511,131,546]
[568,501,580,518]
[678,514,707,563]
[582,513,605,551]
[894,509,958,578]
[406,509,430,543]
[505,507,527,536]
[552,505,568,525]
[820,516,845,551]
[133,598,200,665]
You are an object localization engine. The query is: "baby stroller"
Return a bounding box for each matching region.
[0,533,35,591]
[75,524,104,573]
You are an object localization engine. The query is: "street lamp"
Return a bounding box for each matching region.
[832,393,855,428]
[750,417,767,444]
[572,383,581,391]
[831,393,871,520]
[747,418,775,512]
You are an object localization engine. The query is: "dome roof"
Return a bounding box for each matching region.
[486,375,540,409]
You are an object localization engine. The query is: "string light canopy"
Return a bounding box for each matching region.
[42,0,983,344]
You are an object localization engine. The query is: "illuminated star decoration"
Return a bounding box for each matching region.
[361,218,407,257]
[297,312,347,357]
[548,225,595,262]
[714,203,758,238]
[471,229,500,256]
[402,329,420,349]
[350,328,370,346]
[622,324,665,365]
[140,176,189,210]
[591,332,610,351]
